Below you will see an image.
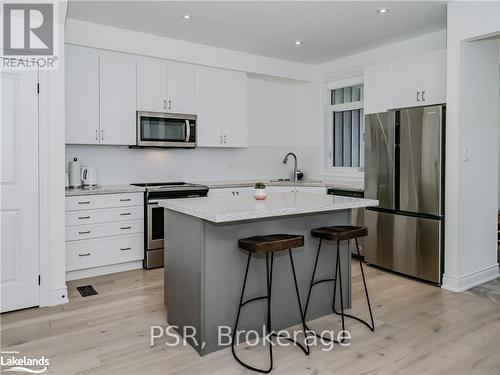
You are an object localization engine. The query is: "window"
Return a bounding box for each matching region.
[328,83,364,169]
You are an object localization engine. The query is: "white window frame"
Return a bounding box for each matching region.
[320,76,365,182]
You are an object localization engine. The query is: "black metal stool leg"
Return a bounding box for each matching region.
[332,240,346,341]
[332,239,375,332]
[231,251,273,374]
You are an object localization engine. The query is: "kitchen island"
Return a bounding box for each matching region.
[160,192,378,355]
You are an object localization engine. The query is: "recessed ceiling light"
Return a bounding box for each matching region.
[183,14,191,20]
[376,8,390,14]
[295,40,303,46]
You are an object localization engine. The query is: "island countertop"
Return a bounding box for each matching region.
[159,191,378,223]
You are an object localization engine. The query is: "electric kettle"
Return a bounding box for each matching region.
[81,166,98,186]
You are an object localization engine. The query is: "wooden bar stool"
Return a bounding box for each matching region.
[303,226,374,343]
[232,234,310,374]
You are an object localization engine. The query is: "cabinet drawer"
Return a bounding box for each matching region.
[66,206,144,226]
[66,234,144,271]
[66,193,143,211]
[66,220,143,241]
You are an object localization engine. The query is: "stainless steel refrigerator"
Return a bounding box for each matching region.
[364,105,445,284]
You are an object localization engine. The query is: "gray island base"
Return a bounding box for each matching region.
[161,192,378,355]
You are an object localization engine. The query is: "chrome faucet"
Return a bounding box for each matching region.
[283,152,299,182]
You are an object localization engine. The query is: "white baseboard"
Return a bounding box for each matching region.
[65,260,143,281]
[442,264,500,292]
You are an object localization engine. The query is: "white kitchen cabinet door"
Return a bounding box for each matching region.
[195,66,222,147]
[422,50,446,105]
[99,53,137,145]
[66,45,100,144]
[388,55,422,109]
[220,70,248,147]
[137,58,167,112]
[167,61,195,114]
[1,69,39,312]
[364,64,389,114]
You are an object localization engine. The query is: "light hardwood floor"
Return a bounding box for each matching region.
[1,263,499,375]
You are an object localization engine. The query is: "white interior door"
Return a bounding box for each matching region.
[1,69,40,312]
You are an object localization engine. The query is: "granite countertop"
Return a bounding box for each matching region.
[65,184,145,196]
[196,179,364,192]
[160,192,378,223]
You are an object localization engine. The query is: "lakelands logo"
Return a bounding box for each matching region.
[2,2,59,69]
[1,350,49,373]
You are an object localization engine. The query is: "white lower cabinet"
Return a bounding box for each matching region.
[65,192,144,280]
[209,186,327,196]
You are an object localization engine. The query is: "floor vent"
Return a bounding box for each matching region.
[76,285,98,297]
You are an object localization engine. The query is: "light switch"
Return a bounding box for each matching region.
[463,149,471,162]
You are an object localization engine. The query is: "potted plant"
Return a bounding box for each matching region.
[254,182,267,200]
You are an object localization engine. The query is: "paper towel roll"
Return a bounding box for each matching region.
[69,157,81,188]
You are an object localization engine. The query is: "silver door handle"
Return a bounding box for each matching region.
[78,201,90,205]
[120,198,131,202]
[78,253,91,257]
[422,91,425,101]
[120,226,132,230]
[120,247,132,251]
[78,216,90,220]
[416,91,420,102]
[120,212,131,216]
[78,230,91,235]
[185,120,191,142]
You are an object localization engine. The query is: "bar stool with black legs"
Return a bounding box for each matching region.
[303,226,374,343]
[232,234,310,374]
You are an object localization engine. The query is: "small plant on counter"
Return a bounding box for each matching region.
[254,182,267,200]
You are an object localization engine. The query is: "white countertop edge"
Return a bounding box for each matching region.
[160,197,378,224]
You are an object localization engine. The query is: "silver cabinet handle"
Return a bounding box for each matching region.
[416,91,420,102]
[120,226,132,230]
[120,198,131,202]
[220,135,223,144]
[101,129,104,141]
[78,216,90,220]
[95,129,98,141]
[120,247,131,251]
[78,253,90,257]
[120,212,131,216]
[78,230,90,235]
[168,100,172,111]
[163,99,167,110]
[78,201,90,205]
[223,135,227,144]
[422,91,425,101]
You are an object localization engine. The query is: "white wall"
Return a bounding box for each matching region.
[442,1,500,292]
[65,19,314,82]
[66,78,322,184]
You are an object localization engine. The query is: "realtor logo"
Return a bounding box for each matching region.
[3,3,53,55]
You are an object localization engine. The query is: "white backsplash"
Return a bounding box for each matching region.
[65,145,320,185]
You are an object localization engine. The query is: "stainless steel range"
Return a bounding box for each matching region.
[131,182,209,269]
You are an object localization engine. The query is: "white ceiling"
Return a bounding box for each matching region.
[66,1,447,65]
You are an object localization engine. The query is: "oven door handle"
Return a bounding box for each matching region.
[185,120,191,142]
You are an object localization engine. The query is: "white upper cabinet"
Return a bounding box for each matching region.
[137,58,167,112]
[388,50,446,109]
[194,67,248,148]
[195,66,221,147]
[389,55,422,109]
[364,64,389,114]
[220,70,248,148]
[167,61,195,114]
[421,50,446,105]
[99,53,137,145]
[66,45,100,144]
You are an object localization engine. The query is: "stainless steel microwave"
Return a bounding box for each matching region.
[136,111,197,148]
